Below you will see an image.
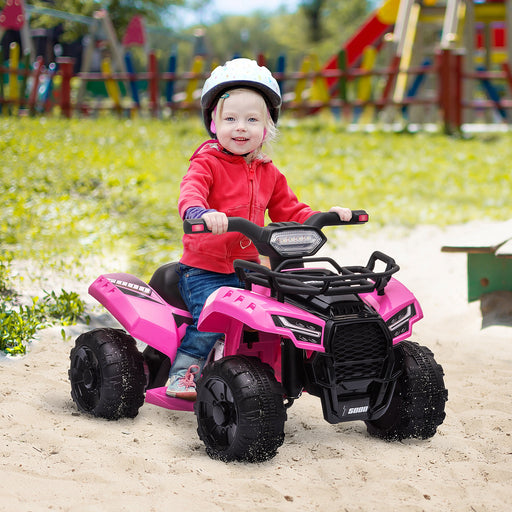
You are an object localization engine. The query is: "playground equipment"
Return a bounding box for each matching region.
[318,0,512,127]
[75,8,128,107]
[1,1,157,113]
[391,0,512,125]
[323,0,400,88]
[2,1,512,130]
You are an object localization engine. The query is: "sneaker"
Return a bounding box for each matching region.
[166,365,200,401]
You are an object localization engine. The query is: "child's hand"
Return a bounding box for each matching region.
[329,206,352,222]
[202,211,228,234]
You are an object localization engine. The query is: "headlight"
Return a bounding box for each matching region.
[272,315,323,344]
[386,303,416,339]
[269,229,325,257]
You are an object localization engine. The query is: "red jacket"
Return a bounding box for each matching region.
[179,141,318,273]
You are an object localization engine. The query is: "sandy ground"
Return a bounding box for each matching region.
[1,221,511,512]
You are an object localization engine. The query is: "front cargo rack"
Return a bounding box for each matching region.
[234,251,399,300]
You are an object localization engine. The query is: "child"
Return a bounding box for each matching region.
[167,58,351,400]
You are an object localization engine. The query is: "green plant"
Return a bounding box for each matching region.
[40,289,89,326]
[0,298,43,355]
[0,262,89,355]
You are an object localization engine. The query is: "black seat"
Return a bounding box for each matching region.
[148,262,188,311]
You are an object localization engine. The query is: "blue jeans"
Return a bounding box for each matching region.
[176,263,243,360]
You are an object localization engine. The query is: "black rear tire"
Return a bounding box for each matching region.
[365,340,448,440]
[69,328,146,419]
[195,356,286,462]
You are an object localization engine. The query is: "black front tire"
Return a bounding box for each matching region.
[69,328,146,419]
[365,341,448,441]
[195,356,286,462]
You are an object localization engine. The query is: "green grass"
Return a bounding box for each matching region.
[2,115,512,276]
[1,116,202,274]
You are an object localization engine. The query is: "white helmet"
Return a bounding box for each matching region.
[201,58,282,137]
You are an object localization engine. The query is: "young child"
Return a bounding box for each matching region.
[167,58,351,400]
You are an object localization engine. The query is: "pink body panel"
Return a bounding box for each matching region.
[361,277,423,344]
[198,286,326,355]
[145,387,195,412]
[88,273,191,359]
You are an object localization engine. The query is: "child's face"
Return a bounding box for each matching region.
[215,89,267,156]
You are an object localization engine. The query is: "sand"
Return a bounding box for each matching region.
[1,221,511,512]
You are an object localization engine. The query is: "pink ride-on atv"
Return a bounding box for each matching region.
[69,210,447,462]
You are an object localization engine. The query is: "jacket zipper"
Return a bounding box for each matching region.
[239,160,256,251]
[247,160,256,221]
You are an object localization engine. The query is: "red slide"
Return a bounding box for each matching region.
[323,0,400,87]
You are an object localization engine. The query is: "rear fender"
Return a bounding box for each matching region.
[198,286,326,356]
[89,273,192,360]
[360,277,423,344]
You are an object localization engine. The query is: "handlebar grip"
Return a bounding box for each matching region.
[305,210,369,227]
[351,210,369,223]
[183,218,212,234]
[183,217,263,238]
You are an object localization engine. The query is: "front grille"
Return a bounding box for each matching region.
[330,321,388,382]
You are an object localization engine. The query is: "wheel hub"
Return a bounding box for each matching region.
[82,367,96,389]
[76,347,99,389]
[212,400,232,426]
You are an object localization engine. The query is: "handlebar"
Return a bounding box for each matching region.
[183,210,369,235]
[181,210,399,297]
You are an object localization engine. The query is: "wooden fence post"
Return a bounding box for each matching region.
[165,53,177,109]
[439,48,455,134]
[453,50,464,132]
[378,53,400,114]
[0,52,4,109]
[20,52,31,105]
[28,55,44,115]
[124,51,140,110]
[149,51,159,117]
[438,47,465,134]
[438,49,446,131]
[337,49,348,104]
[502,61,512,94]
[275,54,286,95]
[58,57,75,118]
[43,62,57,113]
[8,42,20,114]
